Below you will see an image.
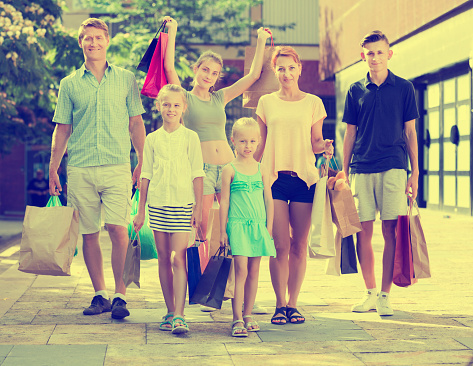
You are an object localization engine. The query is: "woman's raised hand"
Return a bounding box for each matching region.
[257,27,272,41]
[163,16,177,31]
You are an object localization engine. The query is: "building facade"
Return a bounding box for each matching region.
[319,0,473,214]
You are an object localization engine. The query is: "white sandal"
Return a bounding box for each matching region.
[231,320,248,337]
[243,315,260,332]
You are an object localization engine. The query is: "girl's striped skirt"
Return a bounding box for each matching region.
[148,203,193,232]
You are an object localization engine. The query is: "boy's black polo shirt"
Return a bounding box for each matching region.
[342,70,419,174]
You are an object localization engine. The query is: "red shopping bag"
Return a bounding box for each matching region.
[141,27,168,98]
[393,213,417,287]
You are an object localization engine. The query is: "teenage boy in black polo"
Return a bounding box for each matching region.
[342,30,419,316]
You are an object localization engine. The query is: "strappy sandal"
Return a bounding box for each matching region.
[243,315,260,332]
[271,306,287,325]
[286,307,305,324]
[171,316,189,334]
[231,320,248,337]
[159,312,173,331]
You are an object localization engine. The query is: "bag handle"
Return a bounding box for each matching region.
[213,245,230,257]
[152,20,167,39]
[408,196,421,219]
[264,28,274,47]
[46,196,62,207]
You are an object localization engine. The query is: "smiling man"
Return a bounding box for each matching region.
[342,31,419,316]
[49,18,146,319]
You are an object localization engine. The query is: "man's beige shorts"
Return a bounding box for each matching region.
[67,164,132,234]
[350,169,408,222]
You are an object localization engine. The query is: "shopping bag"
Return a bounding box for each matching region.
[409,201,431,279]
[328,189,362,238]
[141,23,168,98]
[309,175,335,258]
[207,208,235,299]
[325,230,342,276]
[128,189,157,260]
[46,196,78,257]
[393,213,417,287]
[187,227,202,304]
[189,247,232,309]
[123,233,141,288]
[19,203,79,276]
[340,234,357,274]
[242,35,278,108]
[136,21,167,73]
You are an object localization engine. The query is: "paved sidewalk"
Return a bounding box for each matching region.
[0,209,473,365]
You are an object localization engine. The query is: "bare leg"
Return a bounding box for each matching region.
[155,231,174,313]
[381,220,397,293]
[286,202,312,310]
[170,232,190,317]
[243,257,261,330]
[269,200,290,310]
[106,224,129,296]
[356,220,376,289]
[231,256,248,336]
[199,194,216,241]
[82,231,106,292]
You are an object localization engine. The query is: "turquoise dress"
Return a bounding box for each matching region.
[226,163,276,257]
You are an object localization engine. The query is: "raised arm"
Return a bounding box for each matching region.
[221,28,271,105]
[49,123,71,196]
[163,16,181,86]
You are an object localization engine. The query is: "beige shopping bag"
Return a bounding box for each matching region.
[242,44,279,109]
[309,176,335,258]
[207,208,235,299]
[410,202,431,279]
[328,189,362,238]
[325,231,342,276]
[19,205,79,276]
[123,234,141,288]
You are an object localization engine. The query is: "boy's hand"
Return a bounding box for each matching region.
[220,233,229,248]
[163,16,178,31]
[257,27,272,41]
[133,211,145,233]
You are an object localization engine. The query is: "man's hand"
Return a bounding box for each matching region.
[49,171,62,196]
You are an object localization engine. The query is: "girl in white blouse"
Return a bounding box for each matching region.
[133,84,205,335]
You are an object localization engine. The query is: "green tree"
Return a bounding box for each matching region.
[0,0,82,154]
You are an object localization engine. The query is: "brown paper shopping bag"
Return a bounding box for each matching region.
[325,231,342,276]
[410,201,431,279]
[19,205,79,276]
[309,176,335,258]
[242,36,278,108]
[207,208,235,299]
[328,189,362,238]
[123,234,141,288]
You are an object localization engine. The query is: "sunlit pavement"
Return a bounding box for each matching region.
[0,209,472,365]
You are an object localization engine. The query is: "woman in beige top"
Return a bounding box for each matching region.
[255,46,333,325]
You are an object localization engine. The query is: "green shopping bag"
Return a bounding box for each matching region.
[46,196,78,257]
[128,189,157,260]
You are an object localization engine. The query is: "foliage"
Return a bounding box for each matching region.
[0,0,82,154]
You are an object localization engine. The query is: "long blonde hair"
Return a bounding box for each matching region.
[192,50,224,93]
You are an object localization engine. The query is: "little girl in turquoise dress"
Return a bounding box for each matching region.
[219,118,276,337]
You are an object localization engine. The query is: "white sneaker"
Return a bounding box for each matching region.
[376,293,394,316]
[200,305,216,312]
[351,290,377,312]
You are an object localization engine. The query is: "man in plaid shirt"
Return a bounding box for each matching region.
[49,18,146,319]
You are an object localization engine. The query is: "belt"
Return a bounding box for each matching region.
[279,170,298,177]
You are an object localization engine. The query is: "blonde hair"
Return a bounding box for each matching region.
[156,84,188,124]
[231,117,260,139]
[193,50,224,93]
[78,18,109,42]
[271,46,302,70]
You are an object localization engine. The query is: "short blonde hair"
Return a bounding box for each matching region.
[231,117,260,139]
[78,18,109,42]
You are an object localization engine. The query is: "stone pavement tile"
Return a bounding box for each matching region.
[2,345,106,366]
[48,324,145,345]
[32,309,113,325]
[11,301,68,311]
[410,313,470,326]
[311,311,413,324]
[225,341,350,355]
[454,318,473,327]
[455,337,473,349]
[366,325,473,340]
[146,322,261,344]
[230,353,365,365]
[0,345,13,362]
[18,287,75,303]
[257,320,373,342]
[105,354,233,366]
[0,325,55,344]
[345,338,468,353]
[30,270,82,288]
[355,350,473,365]
[0,309,38,324]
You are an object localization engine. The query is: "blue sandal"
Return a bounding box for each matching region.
[171,316,189,334]
[159,312,173,331]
